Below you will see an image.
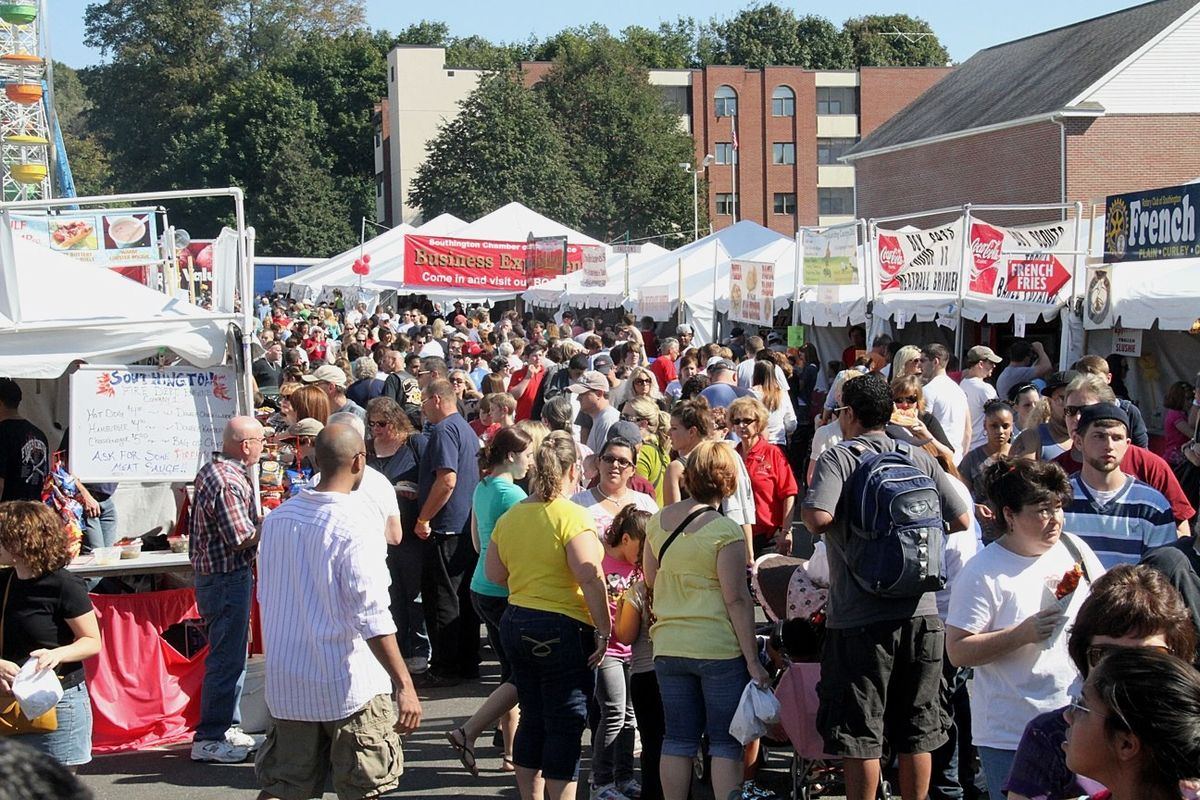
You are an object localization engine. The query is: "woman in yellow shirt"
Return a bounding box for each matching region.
[486,430,611,800]
[644,440,770,800]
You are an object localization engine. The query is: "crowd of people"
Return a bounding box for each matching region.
[2,293,1200,800]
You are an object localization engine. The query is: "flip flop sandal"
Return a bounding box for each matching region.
[501,755,516,773]
[445,727,478,777]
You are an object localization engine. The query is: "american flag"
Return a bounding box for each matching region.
[731,118,738,151]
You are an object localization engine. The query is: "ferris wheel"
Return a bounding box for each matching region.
[0,0,68,202]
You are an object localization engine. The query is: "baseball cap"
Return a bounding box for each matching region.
[730,326,745,338]
[706,356,736,373]
[1075,402,1129,432]
[966,345,1003,364]
[465,342,482,356]
[568,371,609,394]
[605,420,643,447]
[676,324,693,336]
[1043,370,1080,395]
[453,314,467,325]
[592,353,614,373]
[300,364,348,388]
[450,330,468,342]
[285,418,324,438]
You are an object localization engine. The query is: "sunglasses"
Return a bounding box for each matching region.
[620,414,647,423]
[367,420,388,428]
[1065,404,1085,417]
[600,454,633,469]
[731,417,756,426]
[894,395,919,404]
[633,378,652,386]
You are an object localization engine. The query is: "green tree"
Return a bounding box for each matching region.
[445,35,535,70]
[620,18,700,69]
[409,71,587,226]
[51,62,115,196]
[536,35,698,242]
[392,20,450,47]
[703,4,852,69]
[842,15,950,67]
[226,0,367,71]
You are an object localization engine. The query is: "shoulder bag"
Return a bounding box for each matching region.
[0,571,58,735]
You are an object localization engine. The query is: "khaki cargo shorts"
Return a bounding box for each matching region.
[255,693,403,800]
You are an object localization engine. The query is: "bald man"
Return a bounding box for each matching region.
[190,416,264,763]
[255,423,421,800]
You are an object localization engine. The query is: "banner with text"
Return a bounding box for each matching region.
[875,218,963,294]
[966,218,1077,306]
[10,208,161,268]
[637,284,673,319]
[1104,183,1200,262]
[802,225,859,286]
[581,245,609,287]
[728,259,775,327]
[403,234,596,292]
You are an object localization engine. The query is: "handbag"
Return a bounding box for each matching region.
[0,572,58,735]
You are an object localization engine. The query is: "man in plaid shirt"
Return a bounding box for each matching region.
[189,416,264,763]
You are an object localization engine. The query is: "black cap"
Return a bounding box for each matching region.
[1076,402,1129,433]
[1044,370,1080,395]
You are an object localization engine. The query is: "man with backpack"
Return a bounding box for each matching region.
[801,373,971,800]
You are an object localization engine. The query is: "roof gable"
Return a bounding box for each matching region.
[847,0,1200,158]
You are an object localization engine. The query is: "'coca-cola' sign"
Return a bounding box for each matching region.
[966,218,1076,304]
[875,219,963,293]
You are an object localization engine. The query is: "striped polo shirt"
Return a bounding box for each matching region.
[1064,473,1176,569]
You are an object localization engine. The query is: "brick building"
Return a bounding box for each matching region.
[845,0,1200,226]
[378,47,949,234]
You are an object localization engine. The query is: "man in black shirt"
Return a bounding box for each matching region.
[0,378,49,502]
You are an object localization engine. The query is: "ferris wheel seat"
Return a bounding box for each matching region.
[0,52,42,65]
[4,81,40,104]
[0,3,36,26]
[4,133,46,145]
[9,162,46,183]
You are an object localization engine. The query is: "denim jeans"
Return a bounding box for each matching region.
[592,655,636,787]
[19,681,93,766]
[194,566,253,741]
[654,655,749,761]
[83,496,119,550]
[977,746,1017,800]
[500,605,595,782]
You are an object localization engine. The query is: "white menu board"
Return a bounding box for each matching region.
[69,365,238,482]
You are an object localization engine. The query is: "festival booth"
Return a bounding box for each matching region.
[374,202,608,307]
[1082,182,1200,432]
[1,188,255,754]
[711,237,795,338]
[523,243,667,310]
[619,222,786,344]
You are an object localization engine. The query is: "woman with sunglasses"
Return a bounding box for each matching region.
[571,437,660,545]
[621,397,671,504]
[892,344,922,381]
[449,369,482,422]
[365,397,429,674]
[947,458,1106,800]
[1005,564,1195,800]
[1063,648,1200,800]
[889,374,956,463]
[613,365,666,412]
[729,396,798,556]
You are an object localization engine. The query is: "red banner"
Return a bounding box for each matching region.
[404,234,598,291]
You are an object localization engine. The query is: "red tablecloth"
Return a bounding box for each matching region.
[85,588,206,753]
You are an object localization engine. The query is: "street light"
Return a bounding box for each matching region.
[679,154,715,241]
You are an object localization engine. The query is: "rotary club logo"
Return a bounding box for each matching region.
[1105,197,1128,259]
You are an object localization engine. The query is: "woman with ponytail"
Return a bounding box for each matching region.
[446,426,534,776]
[486,431,611,800]
[622,396,671,504]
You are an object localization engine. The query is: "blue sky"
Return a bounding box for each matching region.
[52,0,1142,67]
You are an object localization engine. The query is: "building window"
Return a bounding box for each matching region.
[817,138,858,164]
[772,142,795,165]
[818,187,855,215]
[771,86,795,117]
[715,142,737,165]
[714,85,737,118]
[716,193,738,216]
[774,193,796,215]
[374,130,382,148]
[376,174,385,197]
[816,87,859,115]
[390,65,395,83]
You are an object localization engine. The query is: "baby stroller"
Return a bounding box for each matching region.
[752,550,892,800]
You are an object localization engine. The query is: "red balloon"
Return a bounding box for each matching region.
[362,253,371,264]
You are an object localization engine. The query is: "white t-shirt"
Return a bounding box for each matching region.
[947,533,1105,750]
[752,388,797,446]
[935,476,983,620]
[570,488,659,541]
[736,359,789,391]
[418,339,444,358]
[309,466,401,537]
[809,420,843,464]
[922,373,970,464]
[960,376,997,451]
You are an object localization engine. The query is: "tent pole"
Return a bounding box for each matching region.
[792,229,803,327]
[953,205,972,364]
[0,210,21,323]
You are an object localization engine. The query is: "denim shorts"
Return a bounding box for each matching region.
[17,680,93,766]
[654,655,750,761]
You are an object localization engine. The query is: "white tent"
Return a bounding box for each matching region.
[374,202,606,303]
[0,238,230,379]
[523,243,668,308]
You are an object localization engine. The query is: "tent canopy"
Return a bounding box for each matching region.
[523,243,668,308]
[1109,257,1200,331]
[0,238,230,378]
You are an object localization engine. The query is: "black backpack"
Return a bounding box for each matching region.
[831,439,947,598]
